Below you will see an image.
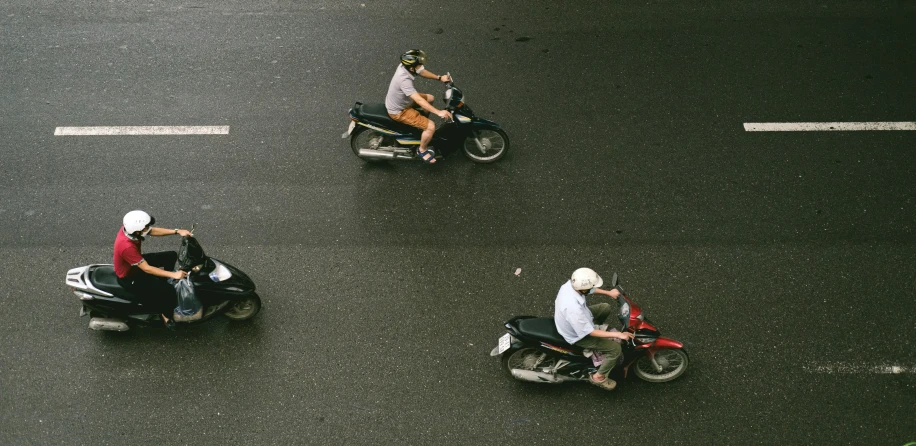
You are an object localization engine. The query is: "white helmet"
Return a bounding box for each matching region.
[571,267,603,291]
[123,210,155,234]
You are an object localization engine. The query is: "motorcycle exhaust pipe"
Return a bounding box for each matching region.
[510,369,571,383]
[358,148,395,160]
[88,317,129,332]
[358,149,416,161]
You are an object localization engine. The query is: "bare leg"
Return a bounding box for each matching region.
[418,119,436,163]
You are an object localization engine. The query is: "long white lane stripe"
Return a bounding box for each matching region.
[803,362,915,374]
[743,122,916,131]
[54,126,229,135]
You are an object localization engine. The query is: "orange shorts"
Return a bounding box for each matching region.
[389,108,431,131]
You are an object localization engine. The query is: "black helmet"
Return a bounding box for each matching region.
[400,49,427,70]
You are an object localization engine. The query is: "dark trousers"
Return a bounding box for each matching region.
[117,251,178,315]
[574,303,623,376]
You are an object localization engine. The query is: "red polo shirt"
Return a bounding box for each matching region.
[113,226,144,278]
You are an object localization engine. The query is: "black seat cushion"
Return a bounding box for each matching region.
[353,103,420,134]
[517,317,580,349]
[90,266,141,299]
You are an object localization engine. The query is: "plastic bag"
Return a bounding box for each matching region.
[173,277,203,321]
[177,236,207,270]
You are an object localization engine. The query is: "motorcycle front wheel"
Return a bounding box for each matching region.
[223,293,262,321]
[463,128,509,163]
[350,127,388,162]
[633,348,689,382]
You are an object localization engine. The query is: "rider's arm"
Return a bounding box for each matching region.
[148,227,192,237]
[593,288,621,299]
[417,70,450,82]
[137,260,184,279]
[410,92,442,115]
[589,329,633,340]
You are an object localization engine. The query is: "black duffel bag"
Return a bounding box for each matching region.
[177,236,207,270]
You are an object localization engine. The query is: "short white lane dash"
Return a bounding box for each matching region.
[803,362,915,374]
[743,122,916,132]
[54,126,229,136]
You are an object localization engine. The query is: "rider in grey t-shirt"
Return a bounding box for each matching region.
[383,49,452,164]
[385,64,420,115]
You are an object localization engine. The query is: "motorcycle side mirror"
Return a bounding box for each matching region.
[189,223,197,235]
[610,272,625,293]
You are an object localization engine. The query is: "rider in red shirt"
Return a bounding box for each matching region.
[115,210,192,329]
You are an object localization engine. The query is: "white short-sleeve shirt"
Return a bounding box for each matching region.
[554,280,596,344]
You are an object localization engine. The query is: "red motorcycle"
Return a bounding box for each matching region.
[490,273,689,384]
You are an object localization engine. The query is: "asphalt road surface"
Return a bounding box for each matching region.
[2,1,915,444]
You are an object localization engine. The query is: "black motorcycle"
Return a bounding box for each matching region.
[490,273,689,384]
[65,230,261,331]
[344,73,509,163]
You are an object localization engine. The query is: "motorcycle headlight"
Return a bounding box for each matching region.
[444,89,452,100]
[637,313,644,321]
[209,261,232,282]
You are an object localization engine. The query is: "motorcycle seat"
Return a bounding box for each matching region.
[352,102,420,134]
[89,265,142,300]
[517,317,583,352]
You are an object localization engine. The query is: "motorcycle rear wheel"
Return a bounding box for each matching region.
[223,293,262,321]
[350,127,388,162]
[501,347,555,376]
[463,128,509,163]
[633,348,688,382]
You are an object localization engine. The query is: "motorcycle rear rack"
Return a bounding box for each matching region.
[66,265,113,297]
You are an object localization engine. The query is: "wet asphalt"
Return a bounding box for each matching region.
[1,1,915,444]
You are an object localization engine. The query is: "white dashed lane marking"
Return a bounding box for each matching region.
[803,362,915,374]
[54,126,230,135]
[743,122,916,131]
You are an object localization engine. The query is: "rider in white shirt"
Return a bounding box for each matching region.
[555,268,634,391]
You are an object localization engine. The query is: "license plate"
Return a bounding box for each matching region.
[497,333,511,354]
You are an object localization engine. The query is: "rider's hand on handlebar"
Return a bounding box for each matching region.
[172,270,188,280]
[436,109,453,121]
[439,74,452,83]
[617,331,635,341]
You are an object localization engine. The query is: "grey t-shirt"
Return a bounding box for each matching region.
[385,64,424,115]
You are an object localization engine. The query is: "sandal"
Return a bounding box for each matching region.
[418,149,436,164]
[589,374,617,391]
[162,315,177,331]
